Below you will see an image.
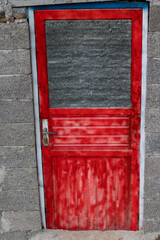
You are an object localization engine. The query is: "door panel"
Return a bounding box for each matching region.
[52,116,130,126]
[51,156,131,230]
[35,8,142,230]
[51,115,130,150]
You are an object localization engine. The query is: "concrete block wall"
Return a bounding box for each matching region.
[0,19,41,240]
[143,0,160,232]
[0,0,160,238]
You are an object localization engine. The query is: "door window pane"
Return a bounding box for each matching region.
[45,20,131,108]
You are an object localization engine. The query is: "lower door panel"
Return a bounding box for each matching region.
[51,156,131,230]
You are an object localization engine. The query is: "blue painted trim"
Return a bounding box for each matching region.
[31,1,148,11]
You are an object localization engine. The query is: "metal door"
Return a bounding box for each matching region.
[35,8,142,230]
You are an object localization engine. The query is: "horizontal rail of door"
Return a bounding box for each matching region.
[52,136,129,145]
[49,108,132,115]
[51,116,130,127]
[51,145,130,151]
[50,150,132,157]
[52,126,129,135]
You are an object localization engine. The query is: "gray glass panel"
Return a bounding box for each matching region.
[45,20,131,108]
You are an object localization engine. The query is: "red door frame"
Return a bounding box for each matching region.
[35,9,142,230]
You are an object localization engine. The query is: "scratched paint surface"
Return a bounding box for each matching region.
[52,156,131,230]
[49,113,132,230]
[50,116,130,150]
[35,8,142,231]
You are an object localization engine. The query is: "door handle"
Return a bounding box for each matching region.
[42,128,56,135]
[42,119,56,146]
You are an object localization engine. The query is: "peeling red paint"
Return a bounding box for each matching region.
[35,8,142,230]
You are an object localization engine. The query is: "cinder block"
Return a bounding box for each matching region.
[145,156,160,179]
[1,211,41,232]
[146,84,160,108]
[144,177,160,201]
[148,32,160,58]
[149,6,160,32]
[0,49,31,75]
[0,23,30,50]
[0,190,40,211]
[9,0,107,7]
[143,219,160,233]
[25,230,42,240]
[1,168,38,190]
[0,231,27,240]
[144,200,160,220]
[0,123,35,146]
[149,0,160,6]
[0,75,32,99]
[0,146,37,168]
[146,133,160,155]
[147,58,160,84]
[0,99,34,123]
[12,7,27,20]
[145,108,160,133]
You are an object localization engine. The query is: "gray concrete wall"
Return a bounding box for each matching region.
[0,0,160,239]
[143,0,160,232]
[0,10,42,240]
[8,0,127,7]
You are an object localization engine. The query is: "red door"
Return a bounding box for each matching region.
[35,8,142,230]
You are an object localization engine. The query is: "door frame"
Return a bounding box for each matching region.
[28,1,148,230]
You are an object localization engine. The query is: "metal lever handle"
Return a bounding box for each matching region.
[43,128,56,135]
[43,131,56,134]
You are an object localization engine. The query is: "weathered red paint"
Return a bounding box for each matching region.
[35,9,142,230]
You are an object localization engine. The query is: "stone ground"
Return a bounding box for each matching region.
[29,230,160,240]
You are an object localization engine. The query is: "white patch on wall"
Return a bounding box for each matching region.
[0,165,6,185]
[1,212,11,234]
